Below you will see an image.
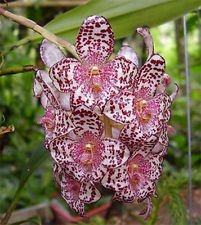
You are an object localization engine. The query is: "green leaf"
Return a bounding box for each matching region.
[16,0,201,46]
[0,145,48,225]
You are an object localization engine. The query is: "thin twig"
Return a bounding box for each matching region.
[0,7,80,60]
[0,0,89,8]
[0,65,37,76]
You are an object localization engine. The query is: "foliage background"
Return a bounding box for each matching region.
[0,1,200,224]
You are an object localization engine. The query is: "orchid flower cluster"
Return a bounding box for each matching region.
[33,16,178,217]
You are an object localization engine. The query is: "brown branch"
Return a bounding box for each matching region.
[0,7,80,60]
[0,0,89,8]
[0,65,37,76]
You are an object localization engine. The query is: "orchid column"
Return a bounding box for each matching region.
[34,16,178,217]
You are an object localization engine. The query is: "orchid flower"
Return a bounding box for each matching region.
[104,27,178,154]
[34,70,74,147]
[34,64,70,111]
[102,151,163,217]
[49,16,138,113]
[54,163,101,216]
[33,16,178,218]
[49,106,130,185]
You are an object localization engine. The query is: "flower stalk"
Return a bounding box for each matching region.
[103,115,112,137]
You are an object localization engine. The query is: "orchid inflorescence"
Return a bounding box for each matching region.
[34,15,178,217]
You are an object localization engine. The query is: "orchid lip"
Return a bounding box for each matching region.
[90,66,100,76]
[136,99,152,124]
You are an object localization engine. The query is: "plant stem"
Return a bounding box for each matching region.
[0,7,80,60]
[0,65,37,76]
[104,115,112,137]
[0,0,88,8]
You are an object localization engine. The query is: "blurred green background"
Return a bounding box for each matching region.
[0,1,200,225]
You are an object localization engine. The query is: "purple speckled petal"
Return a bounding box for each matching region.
[113,187,135,203]
[35,70,58,107]
[49,137,75,164]
[148,153,163,181]
[135,180,156,201]
[53,109,75,137]
[61,174,85,216]
[106,56,138,90]
[119,122,142,152]
[79,182,101,203]
[92,164,108,183]
[71,85,96,111]
[71,105,103,137]
[40,39,65,68]
[102,164,129,191]
[104,91,136,124]
[49,58,81,92]
[35,70,71,110]
[76,15,114,64]
[102,138,130,168]
[134,54,165,97]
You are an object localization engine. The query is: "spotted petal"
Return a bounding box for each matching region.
[71,84,118,113]
[134,54,165,97]
[49,58,81,92]
[148,153,163,181]
[76,15,114,63]
[104,91,136,124]
[49,137,75,164]
[61,174,85,216]
[79,182,101,203]
[40,39,65,68]
[35,70,71,110]
[106,56,138,90]
[102,164,129,191]
[35,70,58,107]
[113,187,135,203]
[71,105,103,137]
[54,109,75,137]
[102,138,130,168]
[120,122,159,155]
[136,180,156,201]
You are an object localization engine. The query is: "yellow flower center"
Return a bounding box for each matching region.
[136,99,152,123]
[92,83,102,92]
[129,163,138,173]
[81,143,95,165]
[132,177,140,185]
[90,66,102,92]
[91,66,100,76]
